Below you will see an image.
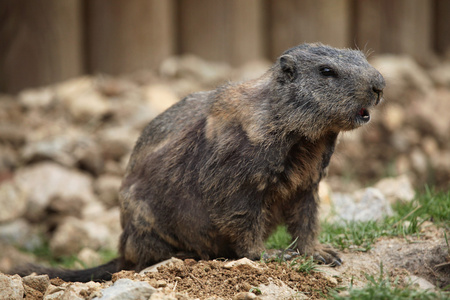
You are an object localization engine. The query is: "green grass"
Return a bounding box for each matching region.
[265,225,292,249]
[265,188,449,252]
[393,187,450,228]
[328,264,447,300]
[24,241,117,269]
[289,255,318,274]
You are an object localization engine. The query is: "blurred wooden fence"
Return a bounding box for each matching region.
[1,0,449,93]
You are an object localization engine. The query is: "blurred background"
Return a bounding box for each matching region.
[1,0,449,93]
[0,0,449,274]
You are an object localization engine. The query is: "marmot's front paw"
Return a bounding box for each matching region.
[312,244,342,267]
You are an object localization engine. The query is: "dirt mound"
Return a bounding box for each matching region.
[113,258,337,299]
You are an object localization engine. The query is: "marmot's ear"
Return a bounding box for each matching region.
[280,55,297,81]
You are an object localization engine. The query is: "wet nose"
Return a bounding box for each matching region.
[372,73,385,105]
[372,86,383,105]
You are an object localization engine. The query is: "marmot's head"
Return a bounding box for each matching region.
[271,43,385,139]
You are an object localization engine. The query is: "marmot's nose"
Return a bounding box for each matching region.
[372,73,385,105]
[372,86,383,105]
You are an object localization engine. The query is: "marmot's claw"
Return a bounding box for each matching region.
[312,245,342,267]
[313,254,327,264]
[330,257,343,267]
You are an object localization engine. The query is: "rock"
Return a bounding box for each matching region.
[21,135,77,167]
[43,284,66,300]
[140,258,184,274]
[144,84,180,115]
[428,63,450,87]
[94,175,122,207]
[0,180,27,222]
[410,148,428,174]
[408,275,437,291]
[50,215,118,257]
[382,104,406,131]
[149,292,179,300]
[0,219,43,251]
[44,281,103,300]
[94,278,156,300]
[159,55,231,87]
[76,247,103,268]
[223,258,262,270]
[0,244,35,273]
[0,145,19,173]
[411,89,450,141]
[55,77,110,122]
[99,127,137,161]
[370,55,433,102]
[0,124,27,147]
[15,162,96,221]
[75,138,105,176]
[332,188,393,222]
[319,181,333,220]
[232,60,272,82]
[68,90,110,122]
[23,274,50,294]
[233,292,257,300]
[18,86,54,109]
[374,175,415,204]
[257,281,306,300]
[0,273,24,300]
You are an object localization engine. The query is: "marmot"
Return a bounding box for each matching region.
[13,43,385,282]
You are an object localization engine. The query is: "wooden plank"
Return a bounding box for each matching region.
[178,0,264,65]
[354,0,383,55]
[355,0,434,62]
[86,0,175,75]
[0,0,83,93]
[435,0,450,55]
[268,0,351,59]
[380,0,433,62]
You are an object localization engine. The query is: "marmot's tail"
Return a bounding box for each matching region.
[10,258,120,282]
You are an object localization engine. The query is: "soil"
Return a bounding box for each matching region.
[113,259,336,299]
[3,222,449,300]
[91,223,447,299]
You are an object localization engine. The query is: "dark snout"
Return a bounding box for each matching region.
[371,72,386,106]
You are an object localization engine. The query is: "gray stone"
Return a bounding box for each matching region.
[0,244,35,273]
[233,292,257,300]
[56,77,110,122]
[94,278,156,300]
[223,258,262,270]
[0,180,27,222]
[18,87,54,109]
[23,274,50,294]
[44,281,103,300]
[374,175,415,204]
[332,188,393,222]
[140,258,183,274]
[15,162,96,221]
[257,281,306,300]
[50,215,116,257]
[0,219,43,251]
[21,135,77,167]
[370,55,433,102]
[94,175,123,207]
[99,127,137,161]
[0,273,24,300]
[408,275,437,292]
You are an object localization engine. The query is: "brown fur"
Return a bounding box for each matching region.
[12,43,385,282]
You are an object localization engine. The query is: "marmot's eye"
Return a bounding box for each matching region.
[319,66,338,77]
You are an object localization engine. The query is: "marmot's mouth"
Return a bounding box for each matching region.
[356,107,370,123]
